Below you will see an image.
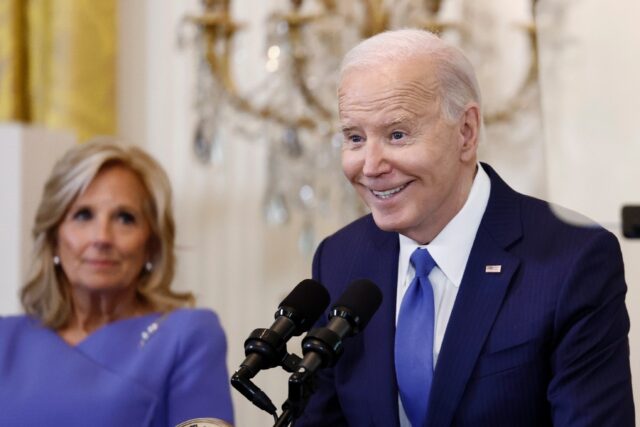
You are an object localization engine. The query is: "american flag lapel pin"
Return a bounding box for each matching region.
[485,265,502,273]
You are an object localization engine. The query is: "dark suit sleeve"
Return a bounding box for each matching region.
[548,231,635,426]
[294,239,349,427]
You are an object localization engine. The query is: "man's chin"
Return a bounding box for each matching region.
[370,211,405,233]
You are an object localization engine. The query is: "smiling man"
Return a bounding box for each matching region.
[296,29,634,426]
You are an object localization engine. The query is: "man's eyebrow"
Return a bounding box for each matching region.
[340,125,358,133]
[382,117,406,127]
[380,115,416,128]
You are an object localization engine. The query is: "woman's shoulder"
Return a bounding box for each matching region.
[0,315,50,355]
[0,314,35,332]
[162,308,226,344]
[165,307,221,326]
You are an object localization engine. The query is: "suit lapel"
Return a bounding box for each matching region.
[351,218,401,427]
[427,164,524,427]
[427,227,519,426]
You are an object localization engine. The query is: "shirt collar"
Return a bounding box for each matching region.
[398,164,491,287]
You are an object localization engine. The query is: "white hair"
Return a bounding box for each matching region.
[340,29,482,124]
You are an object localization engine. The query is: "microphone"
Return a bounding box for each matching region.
[296,279,383,377]
[231,279,330,414]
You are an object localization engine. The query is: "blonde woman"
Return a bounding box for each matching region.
[0,139,233,426]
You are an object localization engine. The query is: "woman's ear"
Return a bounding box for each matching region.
[145,236,157,265]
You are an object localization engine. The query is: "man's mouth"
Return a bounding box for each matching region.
[370,183,409,199]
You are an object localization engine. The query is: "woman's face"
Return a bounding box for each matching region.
[56,165,152,294]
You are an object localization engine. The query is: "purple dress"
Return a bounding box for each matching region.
[0,308,234,426]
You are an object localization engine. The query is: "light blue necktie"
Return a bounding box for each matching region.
[395,247,437,427]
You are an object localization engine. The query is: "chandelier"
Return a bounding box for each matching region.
[182,0,545,253]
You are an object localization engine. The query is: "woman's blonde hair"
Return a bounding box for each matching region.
[21,137,194,328]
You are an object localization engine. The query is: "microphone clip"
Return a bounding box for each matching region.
[243,327,288,372]
[231,328,304,418]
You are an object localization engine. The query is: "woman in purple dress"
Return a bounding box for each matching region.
[0,139,234,426]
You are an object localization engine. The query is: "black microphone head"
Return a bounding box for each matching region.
[277,279,330,336]
[331,279,383,334]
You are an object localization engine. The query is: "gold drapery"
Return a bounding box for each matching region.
[0,0,116,142]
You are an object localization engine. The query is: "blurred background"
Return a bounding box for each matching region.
[1,0,638,425]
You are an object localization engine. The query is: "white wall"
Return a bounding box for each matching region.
[538,0,640,417]
[118,0,638,425]
[0,124,75,314]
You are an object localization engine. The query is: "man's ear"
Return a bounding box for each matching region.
[459,103,480,161]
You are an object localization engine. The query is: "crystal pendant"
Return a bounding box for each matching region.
[264,193,289,225]
[193,119,211,164]
[193,118,223,165]
[283,127,303,158]
[298,222,315,255]
[299,184,316,209]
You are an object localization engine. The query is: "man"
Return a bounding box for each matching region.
[296,29,634,426]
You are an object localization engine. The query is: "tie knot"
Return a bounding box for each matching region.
[410,247,437,279]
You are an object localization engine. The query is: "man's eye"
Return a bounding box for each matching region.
[390,131,405,140]
[72,208,92,221]
[117,211,136,225]
[347,135,364,144]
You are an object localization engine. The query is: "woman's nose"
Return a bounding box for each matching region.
[91,218,113,248]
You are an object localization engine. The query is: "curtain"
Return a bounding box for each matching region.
[0,0,116,142]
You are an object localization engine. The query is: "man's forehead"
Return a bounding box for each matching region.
[338,74,438,123]
[340,55,436,86]
[339,60,437,102]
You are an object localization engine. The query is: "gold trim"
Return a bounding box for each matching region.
[175,418,232,427]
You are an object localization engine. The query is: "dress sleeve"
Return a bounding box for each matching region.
[167,309,234,426]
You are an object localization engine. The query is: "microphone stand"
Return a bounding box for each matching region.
[274,368,316,427]
[274,336,328,427]
[231,327,303,420]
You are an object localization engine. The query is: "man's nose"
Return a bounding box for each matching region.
[362,141,391,177]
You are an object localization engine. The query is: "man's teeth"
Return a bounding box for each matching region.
[371,184,408,199]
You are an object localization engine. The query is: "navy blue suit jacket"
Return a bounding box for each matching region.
[296,164,634,426]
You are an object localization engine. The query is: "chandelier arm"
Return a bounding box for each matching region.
[361,0,389,38]
[425,0,444,15]
[286,14,334,122]
[190,8,317,130]
[419,0,453,36]
[484,22,540,124]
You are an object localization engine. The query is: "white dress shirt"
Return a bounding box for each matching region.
[397,164,490,426]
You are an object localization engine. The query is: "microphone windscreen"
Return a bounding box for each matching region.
[333,279,383,330]
[279,279,330,327]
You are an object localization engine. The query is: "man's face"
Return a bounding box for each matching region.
[339,59,477,243]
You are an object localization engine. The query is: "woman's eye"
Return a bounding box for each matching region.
[391,131,405,140]
[117,211,136,225]
[72,208,92,221]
